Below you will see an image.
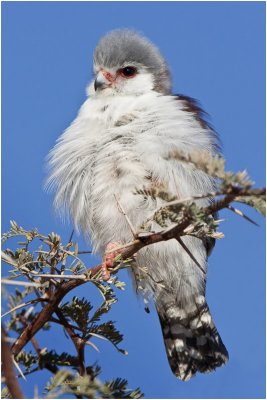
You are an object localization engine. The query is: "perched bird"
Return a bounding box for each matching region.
[47,30,228,381]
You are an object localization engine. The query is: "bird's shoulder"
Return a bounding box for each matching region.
[173,94,213,132]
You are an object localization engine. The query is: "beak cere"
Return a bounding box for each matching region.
[94,70,113,91]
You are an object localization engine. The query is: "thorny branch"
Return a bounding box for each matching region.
[1,326,25,399]
[18,315,58,374]
[54,308,86,377]
[6,184,265,358]
[11,278,85,357]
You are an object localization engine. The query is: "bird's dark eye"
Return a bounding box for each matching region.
[119,66,137,78]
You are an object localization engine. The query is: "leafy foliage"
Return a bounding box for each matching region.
[235,195,266,216]
[167,150,261,196]
[61,296,93,334]
[137,150,266,235]
[1,224,142,398]
[15,350,38,371]
[44,368,143,399]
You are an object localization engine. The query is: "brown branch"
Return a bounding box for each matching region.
[48,255,58,297]
[2,325,25,399]
[16,366,39,379]
[11,278,85,357]
[54,308,86,377]
[10,188,265,358]
[49,316,84,333]
[19,315,58,374]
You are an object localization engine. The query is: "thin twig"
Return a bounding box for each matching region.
[60,248,87,264]
[1,279,45,288]
[16,366,39,379]
[19,315,59,375]
[227,204,259,226]
[7,260,43,274]
[87,332,109,341]
[114,194,137,238]
[176,237,206,275]
[54,308,86,377]
[49,318,111,342]
[2,257,54,285]
[27,273,88,280]
[49,317,83,332]
[48,256,57,297]
[12,356,27,381]
[85,340,100,352]
[68,229,75,243]
[1,298,48,318]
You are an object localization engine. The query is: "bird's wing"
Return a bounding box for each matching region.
[173,94,221,256]
[174,94,221,150]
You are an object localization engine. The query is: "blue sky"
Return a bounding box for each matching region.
[2,1,266,399]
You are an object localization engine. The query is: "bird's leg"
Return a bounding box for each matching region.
[102,242,122,281]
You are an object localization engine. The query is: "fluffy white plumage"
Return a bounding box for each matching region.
[47,30,228,380]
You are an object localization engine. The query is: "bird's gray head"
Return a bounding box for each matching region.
[90,30,171,97]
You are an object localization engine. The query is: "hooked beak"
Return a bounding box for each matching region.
[94,70,112,92]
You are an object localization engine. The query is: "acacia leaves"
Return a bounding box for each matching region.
[1,224,142,399]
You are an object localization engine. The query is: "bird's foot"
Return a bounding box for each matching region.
[101,242,122,281]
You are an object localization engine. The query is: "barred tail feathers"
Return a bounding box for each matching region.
[157,298,229,381]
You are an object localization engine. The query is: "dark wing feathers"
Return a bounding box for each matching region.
[175,94,222,154]
[174,94,221,257]
[175,94,213,131]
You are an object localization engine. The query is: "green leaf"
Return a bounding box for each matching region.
[88,321,123,348]
[44,369,143,399]
[89,302,110,325]
[1,387,12,399]
[104,377,143,399]
[7,287,34,310]
[91,281,117,307]
[112,277,126,291]
[39,350,79,369]
[235,195,266,216]
[44,369,73,393]
[15,351,38,371]
[61,297,93,334]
